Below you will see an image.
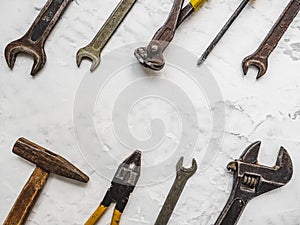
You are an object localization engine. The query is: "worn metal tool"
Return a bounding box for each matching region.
[76,0,137,72]
[154,157,197,225]
[5,0,73,76]
[4,137,89,225]
[215,141,293,225]
[85,150,141,225]
[242,0,300,79]
[198,0,253,66]
[134,0,206,71]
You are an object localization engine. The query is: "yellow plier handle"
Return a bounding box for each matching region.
[85,205,108,225]
[111,209,122,225]
[190,0,206,11]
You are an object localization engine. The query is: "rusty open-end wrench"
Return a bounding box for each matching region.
[215,141,293,225]
[5,0,73,76]
[242,0,300,79]
[76,0,137,72]
[154,157,197,225]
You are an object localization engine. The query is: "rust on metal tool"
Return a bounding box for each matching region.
[5,0,73,76]
[4,137,89,225]
[214,141,293,225]
[76,0,138,72]
[242,0,300,79]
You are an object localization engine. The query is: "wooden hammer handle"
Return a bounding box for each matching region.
[4,167,49,225]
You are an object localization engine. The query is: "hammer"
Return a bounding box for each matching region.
[4,137,89,225]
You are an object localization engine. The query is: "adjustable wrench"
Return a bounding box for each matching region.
[5,0,73,76]
[242,0,300,79]
[215,141,293,225]
[154,157,197,225]
[76,0,137,72]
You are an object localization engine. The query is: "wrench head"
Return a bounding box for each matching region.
[76,46,101,72]
[134,42,165,71]
[5,39,46,76]
[228,142,293,199]
[242,53,268,79]
[176,157,197,178]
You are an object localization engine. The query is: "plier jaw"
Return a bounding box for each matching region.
[85,150,141,225]
[134,0,206,71]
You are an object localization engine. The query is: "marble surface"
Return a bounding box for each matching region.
[0,0,300,224]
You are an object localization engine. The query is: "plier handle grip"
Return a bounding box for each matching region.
[134,0,206,71]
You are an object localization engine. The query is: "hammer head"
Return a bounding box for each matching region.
[13,137,89,183]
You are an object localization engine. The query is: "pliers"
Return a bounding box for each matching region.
[134,0,206,71]
[85,150,141,225]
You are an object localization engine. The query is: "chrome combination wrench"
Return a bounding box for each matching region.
[242,0,300,79]
[154,157,197,225]
[5,0,73,76]
[76,0,137,72]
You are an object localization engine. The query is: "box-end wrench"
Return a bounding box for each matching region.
[215,141,293,225]
[76,0,137,72]
[154,157,197,225]
[5,0,73,76]
[242,0,300,79]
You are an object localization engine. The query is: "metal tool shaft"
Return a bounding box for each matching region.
[154,158,197,225]
[90,0,136,52]
[242,0,300,78]
[198,0,250,65]
[76,0,137,71]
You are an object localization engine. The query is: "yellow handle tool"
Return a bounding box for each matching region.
[190,0,206,11]
[85,205,108,225]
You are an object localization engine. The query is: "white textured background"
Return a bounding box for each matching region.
[1,0,300,224]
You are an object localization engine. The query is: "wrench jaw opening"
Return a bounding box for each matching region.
[242,53,268,79]
[5,39,46,76]
[176,157,198,178]
[215,142,293,225]
[134,41,166,71]
[76,46,101,72]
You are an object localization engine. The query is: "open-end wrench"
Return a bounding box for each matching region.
[154,157,197,225]
[5,0,73,76]
[215,141,293,225]
[242,0,300,79]
[76,0,137,72]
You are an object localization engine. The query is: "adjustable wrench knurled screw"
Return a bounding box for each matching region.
[154,157,197,225]
[214,141,293,225]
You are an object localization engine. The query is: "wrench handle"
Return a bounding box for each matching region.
[25,0,72,46]
[214,198,247,225]
[154,174,189,225]
[89,0,137,52]
[255,0,300,58]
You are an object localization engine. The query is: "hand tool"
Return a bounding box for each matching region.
[214,141,293,225]
[5,0,73,76]
[134,0,206,71]
[76,0,138,72]
[198,0,253,66]
[154,157,197,225]
[242,0,300,79]
[4,137,89,225]
[85,150,141,225]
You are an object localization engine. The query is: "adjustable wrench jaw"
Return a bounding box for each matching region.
[215,142,293,225]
